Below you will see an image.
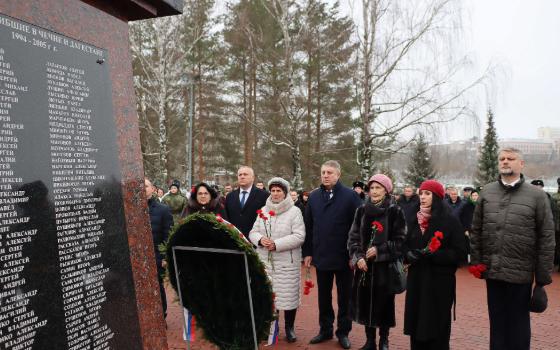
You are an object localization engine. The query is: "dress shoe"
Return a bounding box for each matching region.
[309,333,333,344]
[338,335,351,349]
[286,327,297,343]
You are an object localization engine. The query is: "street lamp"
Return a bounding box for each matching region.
[186,73,200,189]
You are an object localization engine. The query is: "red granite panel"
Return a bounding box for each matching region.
[0,1,167,349]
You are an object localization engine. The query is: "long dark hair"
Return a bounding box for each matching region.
[430,194,450,219]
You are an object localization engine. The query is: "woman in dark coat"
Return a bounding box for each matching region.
[348,174,406,350]
[403,180,467,350]
[181,182,227,219]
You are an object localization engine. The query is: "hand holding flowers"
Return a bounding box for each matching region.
[257,209,277,270]
[303,267,315,295]
[359,221,384,285]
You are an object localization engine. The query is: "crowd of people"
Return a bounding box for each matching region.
[144,146,557,350]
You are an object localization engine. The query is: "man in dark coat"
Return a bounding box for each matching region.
[145,178,173,317]
[303,160,362,349]
[553,177,560,270]
[224,166,268,238]
[445,187,464,219]
[470,148,555,350]
[397,185,420,228]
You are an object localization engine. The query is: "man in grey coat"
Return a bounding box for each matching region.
[470,147,555,350]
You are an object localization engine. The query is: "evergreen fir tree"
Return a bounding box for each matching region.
[404,134,437,188]
[475,108,500,187]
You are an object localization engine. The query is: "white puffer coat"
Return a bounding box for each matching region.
[249,196,305,310]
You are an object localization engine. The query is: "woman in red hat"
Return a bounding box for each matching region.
[348,174,407,350]
[403,180,467,350]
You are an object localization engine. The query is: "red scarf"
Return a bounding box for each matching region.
[416,207,432,234]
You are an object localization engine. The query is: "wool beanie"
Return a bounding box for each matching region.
[419,180,445,199]
[169,179,181,190]
[268,177,290,195]
[367,174,393,194]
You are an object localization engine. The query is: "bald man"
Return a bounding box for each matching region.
[225,166,268,238]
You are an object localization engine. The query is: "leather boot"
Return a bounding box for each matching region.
[284,309,297,343]
[359,326,376,350]
[379,327,389,350]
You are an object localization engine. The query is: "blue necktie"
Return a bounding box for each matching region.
[240,191,248,208]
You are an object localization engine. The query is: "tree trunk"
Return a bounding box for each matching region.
[292,142,303,191]
[196,63,205,182]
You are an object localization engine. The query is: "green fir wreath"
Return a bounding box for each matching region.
[165,213,274,350]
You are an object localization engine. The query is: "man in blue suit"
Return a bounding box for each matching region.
[303,160,362,349]
[225,166,268,238]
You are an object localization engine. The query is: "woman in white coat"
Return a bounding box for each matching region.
[249,177,306,343]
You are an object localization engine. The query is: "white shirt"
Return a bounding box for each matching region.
[500,177,521,187]
[239,186,252,203]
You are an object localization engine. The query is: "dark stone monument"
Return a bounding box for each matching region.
[0,1,182,349]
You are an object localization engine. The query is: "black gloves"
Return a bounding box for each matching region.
[405,249,427,264]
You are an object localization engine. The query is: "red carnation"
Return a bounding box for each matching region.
[256,209,263,215]
[468,264,487,279]
[371,221,384,233]
[428,236,442,253]
[303,287,310,295]
[434,231,444,239]
[262,216,268,221]
[269,210,276,217]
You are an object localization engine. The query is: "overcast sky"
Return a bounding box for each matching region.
[468,0,560,140]
[339,0,560,141]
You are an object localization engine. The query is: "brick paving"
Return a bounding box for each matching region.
[166,267,560,349]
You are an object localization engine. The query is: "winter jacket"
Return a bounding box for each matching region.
[403,209,467,344]
[225,186,268,238]
[470,175,555,285]
[552,192,560,264]
[446,197,464,219]
[459,198,477,232]
[397,194,420,228]
[162,192,187,223]
[181,196,227,219]
[249,196,306,310]
[347,197,406,327]
[303,181,363,270]
[148,197,173,269]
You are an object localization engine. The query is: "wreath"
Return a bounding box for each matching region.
[165,213,274,349]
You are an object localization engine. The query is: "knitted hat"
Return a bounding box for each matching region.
[367,174,393,194]
[268,177,290,194]
[352,181,365,189]
[170,179,181,190]
[419,180,445,199]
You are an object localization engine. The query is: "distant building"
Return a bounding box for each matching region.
[498,138,554,156]
[537,127,560,140]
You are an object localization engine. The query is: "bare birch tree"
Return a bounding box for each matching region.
[354,0,488,179]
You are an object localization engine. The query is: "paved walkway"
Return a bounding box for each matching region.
[166,267,560,349]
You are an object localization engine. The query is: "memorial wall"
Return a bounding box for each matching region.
[0,13,142,349]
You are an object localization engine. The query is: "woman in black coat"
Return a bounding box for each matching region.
[181,182,228,219]
[403,180,467,350]
[348,174,406,350]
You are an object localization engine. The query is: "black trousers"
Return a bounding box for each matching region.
[486,279,531,350]
[316,267,353,337]
[410,336,449,350]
